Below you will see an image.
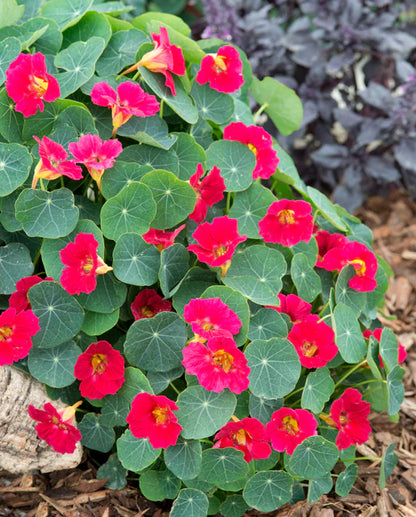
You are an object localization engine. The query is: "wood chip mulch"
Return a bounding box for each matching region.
[1,190,415,517]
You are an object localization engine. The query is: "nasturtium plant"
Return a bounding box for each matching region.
[0,2,403,516]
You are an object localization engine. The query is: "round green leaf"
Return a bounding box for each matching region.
[292,237,318,268]
[0,37,21,87]
[96,454,127,490]
[243,470,293,512]
[78,413,115,453]
[291,253,321,303]
[228,182,276,238]
[0,88,24,143]
[335,463,358,497]
[124,312,187,372]
[246,338,301,399]
[191,117,213,149]
[223,245,286,305]
[117,115,177,150]
[21,98,75,141]
[141,169,196,229]
[0,189,23,232]
[206,140,255,192]
[379,328,400,373]
[171,132,206,181]
[164,437,202,480]
[81,308,119,336]
[199,448,249,485]
[333,302,367,363]
[301,367,335,414]
[190,81,234,124]
[0,142,32,197]
[28,281,84,348]
[100,182,156,240]
[249,394,283,425]
[25,17,62,55]
[112,233,160,286]
[139,469,181,501]
[172,267,217,316]
[159,243,189,297]
[170,488,209,517]
[248,309,287,341]
[117,366,153,401]
[117,429,161,472]
[148,366,184,395]
[27,340,81,388]
[220,494,250,517]
[288,436,339,480]
[177,385,236,439]
[56,105,97,137]
[40,0,93,30]
[120,144,179,174]
[335,266,367,316]
[62,11,112,47]
[379,442,398,489]
[100,393,130,427]
[101,162,152,199]
[76,273,127,313]
[73,194,100,224]
[15,188,79,238]
[0,242,33,294]
[308,474,333,503]
[387,365,405,416]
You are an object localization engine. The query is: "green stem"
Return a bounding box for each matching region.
[334,359,368,389]
[32,249,41,268]
[60,176,65,188]
[169,382,180,395]
[159,99,164,119]
[253,103,269,122]
[342,456,381,462]
[225,191,232,214]
[353,378,386,388]
[312,208,321,227]
[318,300,330,318]
[132,69,141,81]
[318,313,332,323]
[39,178,46,191]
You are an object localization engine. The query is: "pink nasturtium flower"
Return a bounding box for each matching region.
[68,133,122,192]
[183,297,242,341]
[0,307,40,366]
[121,27,185,96]
[258,199,314,247]
[363,328,407,367]
[324,388,372,450]
[130,289,172,320]
[196,45,244,93]
[182,335,250,394]
[142,224,185,252]
[213,417,271,462]
[189,163,226,223]
[266,407,318,455]
[187,216,247,276]
[5,52,60,117]
[223,122,279,179]
[265,293,313,323]
[91,81,160,137]
[315,230,349,268]
[126,392,182,449]
[28,401,82,454]
[9,275,53,312]
[288,317,338,368]
[31,136,83,189]
[74,341,125,400]
[59,233,112,295]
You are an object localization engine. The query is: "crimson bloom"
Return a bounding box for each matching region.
[126,392,182,449]
[223,122,279,180]
[9,275,52,312]
[68,133,122,191]
[182,335,250,394]
[265,293,312,323]
[183,297,242,341]
[121,27,185,96]
[28,402,82,454]
[213,417,271,462]
[259,199,314,247]
[315,230,349,268]
[266,407,318,455]
[329,388,371,450]
[363,328,407,367]
[196,45,244,94]
[60,233,112,296]
[0,307,40,366]
[142,224,185,252]
[74,340,125,399]
[187,216,247,275]
[91,81,160,137]
[288,318,338,368]
[31,135,83,188]
[189,163,226,223]
[131,289,172,320]
[5,52,60,117]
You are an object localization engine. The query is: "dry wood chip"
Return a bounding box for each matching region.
[35,502,50,517]
[71,478,109,493]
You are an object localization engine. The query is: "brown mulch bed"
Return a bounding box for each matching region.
[1,191,415,517]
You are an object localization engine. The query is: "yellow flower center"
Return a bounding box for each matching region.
[0,326,13,341]
[82,256,94,274]
[211,349,234,373]
[277,209,296,225]
[281,415,299,435]
[91,353,107,375]
[247,143,257,156]
[141,305,155,318]
[232,428,251,446]
[31,75,48,96]
[213,54,227,73]
[152,406,170,425]
[301,341,318,357]
[348,258,366,276]
[214,245,228,257]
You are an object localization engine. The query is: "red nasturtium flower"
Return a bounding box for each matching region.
[28,401,82,454]
[91,81,160,137]
[363,328,407,367]
[223,122,279,180]
[189,163,226,223]
[196,45,244,93]
[142,224,185,251]
[182,335,250,394]
[187,216,247,276]
[0,307,40,366]
[68,133,123,191]
[5,52,60,117]
[321,240,378,292]
[183,298,242,341]
[126,392,182,449]
[9,275,52,312]
[60,233,112,295]
[130,289,172,320]
[266,407,318,455]
[328,388,371,450]
[121,27,185,96]
[288,318,338,368]
[31,135,83,189]
[213,417,272,462]
[265,293,313,323]
[259,199,314,247]
[74,341,125,399]
[315,230,349,268]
